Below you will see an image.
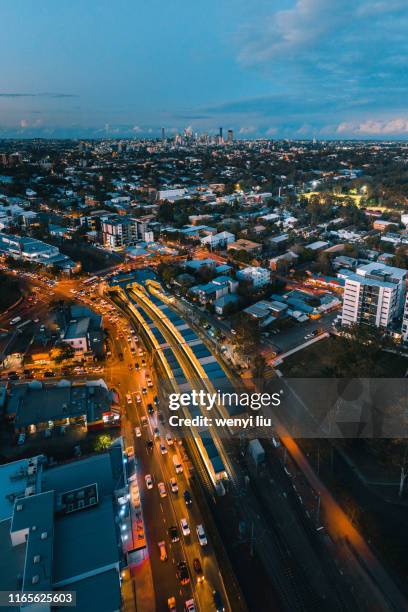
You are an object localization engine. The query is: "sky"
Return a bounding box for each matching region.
[1,0,408,139]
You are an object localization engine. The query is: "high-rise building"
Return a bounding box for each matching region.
[227,129,233,143]
[101,215,148,250]
[341,262,406,329]
[161,127,165,141]
[401,294,408,341]
[218,127,223,144]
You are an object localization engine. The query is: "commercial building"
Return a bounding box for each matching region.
[227,238,262,254]
[5,380,119,434]
[61,305,104,358]
[0,448,126,611]
[0,232,76,272]
[340,263,406,328]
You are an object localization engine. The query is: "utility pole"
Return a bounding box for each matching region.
[315,492,321,528]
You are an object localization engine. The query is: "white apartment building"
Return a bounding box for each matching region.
[341,262,406,329]
[236,266,271,289]
[200,231,235,249]
[101,215,148,250]
[402,294,408,341]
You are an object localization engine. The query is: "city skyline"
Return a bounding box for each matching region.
[1,0,408,139]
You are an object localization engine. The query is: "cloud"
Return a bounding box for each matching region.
[132,125,142,133]
[20,119,29,128]
[0,92,78,98]
[337,117,408,135]
[238,125,256,134]
[238,0,408,110]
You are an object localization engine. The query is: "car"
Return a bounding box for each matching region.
[134,426,142,438]
[212,591,225,612]
[135,362,140,370]
[158,482,167,498]
[145,474,153,489]
[146,439,153,450]
[43,371,55,378]
[272,435,281,448]
[153,395,159,405]
[166,432,174,446]
[126,394,132,404]
[147,403,154,415]
[135,393,142,404]
[183,490,192,507]
[141,359,146,367]
[153,427,160,438]
[180,518,190,536]
[170,478,178,494]
[146,377,153,388]
[142,387,147,395]
[184,599,196,612]
[17,433,26,445]
[196,524,207,546]
[193,558,204,583]
[158,541,168,561]
[160,443,168,455]
[167,597,176,612]
[141,416,148,427]
[128,364,133,371]
[176,561,190,585]
[168,525,180,542]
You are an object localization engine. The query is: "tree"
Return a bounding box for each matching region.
[392,246,408,270]
[253,354,267,390]
[54,343,75,364]
[94,434,112,452]
[331,324,391,378]
[232,314,261,357]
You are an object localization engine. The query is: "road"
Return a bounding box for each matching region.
[102,287,229,612]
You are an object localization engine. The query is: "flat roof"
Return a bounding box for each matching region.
[59,569,121,612]
[53,496,118,584]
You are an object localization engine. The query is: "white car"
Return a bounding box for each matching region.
[170,477,178,494]
[158,482,167,498]
[196,524,207,546]
[165,432,174,446]
[184,599,196,612]
[145,474,153,489]
[126,394,132,405]
[17,433,26,445]
[134,427,142,438]
[160,443,168,455]
[158,540,168,562]
[135,393,142,404]
[180,518,190,536]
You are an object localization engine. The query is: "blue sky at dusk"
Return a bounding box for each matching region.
[1,0,408,139]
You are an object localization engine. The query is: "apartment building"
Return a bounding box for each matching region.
[236,266,271,289]
[101,215,148,250]
[341,263,406,328]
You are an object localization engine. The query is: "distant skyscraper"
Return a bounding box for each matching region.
[218,127,224,144]
[161,127,165,141]
[227,129,233,143]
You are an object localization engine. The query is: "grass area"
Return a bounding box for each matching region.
[0,272,21,313]
[280,336,408,377]
[55,239,123,272]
